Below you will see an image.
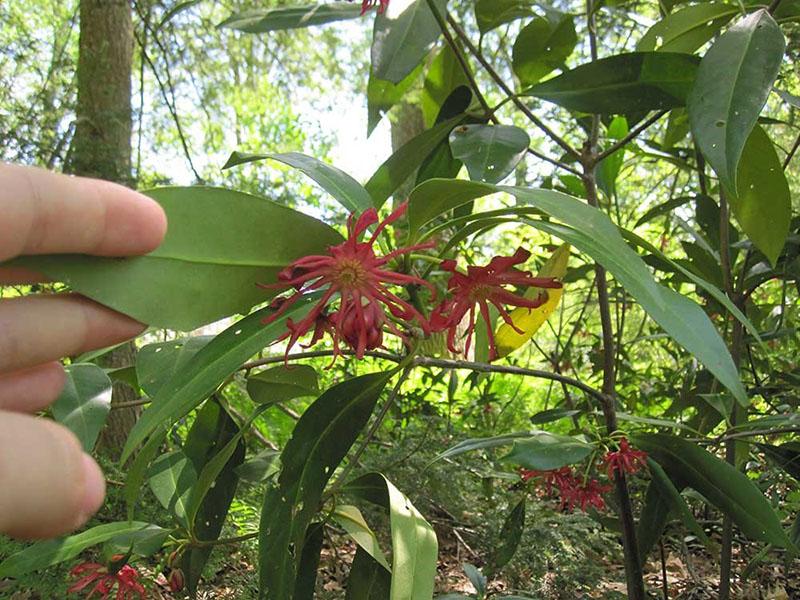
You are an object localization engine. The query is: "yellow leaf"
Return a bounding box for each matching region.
[494,243,570,359]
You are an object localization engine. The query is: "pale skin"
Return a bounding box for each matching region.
[0,164,167,539]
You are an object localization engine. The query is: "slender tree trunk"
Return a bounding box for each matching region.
[67,0,138,459]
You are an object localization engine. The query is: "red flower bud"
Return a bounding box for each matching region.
[168,568,185,593]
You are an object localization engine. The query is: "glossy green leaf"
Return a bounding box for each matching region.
[346,548,392,600]
[688,10,785,194]
[104,525,170,558]
[366,116,464,209]
[121,298,316,463]
[334,505,391,570]
[525,52,699,114]
[503,432,592,470]
[512,15,577,86]
[136,336,212,397]
[421,44,470,128]
[530,407,582,425]
[218,4,362,32]
[0,521,155,578]
[407,178,492,237]
[725,125,791,267]
[223,151,374,214]
[369,64,424,135]
[148,450,197,526]
[488,498,526,574]
[236,447,281,483]
[632,433,794,548]
[371,0,446,84]
[407,178,747,404]
[449,124,530,184]
[247,364,320,405]
[51,363,112,452]
[474,0,534,33]
[258,373,392,599]
[12,187,342,331]
[637,3,739,53]
[431,431,538,463]
[346,473,438,600]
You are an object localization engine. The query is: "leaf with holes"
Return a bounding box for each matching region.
[449,124,530,184]
[512,14,577,87]
[637,3,739,53]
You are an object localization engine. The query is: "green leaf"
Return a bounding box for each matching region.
[369,64,425,135]
[334,505,392,570]
[125,426,167,520]
[421,44,470,128]
[218,4,362,32]
[758,442,800,481]
[688,10,785,194]
[488,499,526,574]
[431,431,539,463]
[724,125,791,267]
[51,363,112,452]
[121,298,317,463]
[295,523,325,600]
[406,178,747,405]
[236,447,281,483]
[662,107,690,150]
[525,52,699,114]
[346,548,392,600]
[366,116,465,209]
[104,525,170,558]
[632,433,794,548]
[148,450,197,526]
[407,178,492,237]
[136,336,212,397]
[258,373,392,600]
[634,194,694,227]
[11,187,342,331]
[223,151,374,214]
[512,15,577,87]
[247,364,320,405]
[449,124,530,184]
[637,3,739,53]
[530,407,582,425]
[474,0,534,33]
[0,522,155,578]
[346,473,438,600]
[371,0,446,84]
[462,564,486,597]
[503,432,592,470]
[637,477,671,560]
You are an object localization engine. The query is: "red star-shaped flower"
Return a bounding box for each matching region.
[429,247,562,360]
[354,0,390,14]
[67,559,146,600]
[602,437,648,477]
[263,202,432,360]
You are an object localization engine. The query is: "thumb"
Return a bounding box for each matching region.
[0,412,106,539]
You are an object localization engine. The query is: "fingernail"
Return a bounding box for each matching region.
[80,453,106,519]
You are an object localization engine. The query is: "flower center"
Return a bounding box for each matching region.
[334,258,368,288]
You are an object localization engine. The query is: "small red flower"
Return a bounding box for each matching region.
[521,467,610,512]
[353,0,390,14]
[67,559,146,600]
[263,202,432,361]
[602,437,648,477]
[167,568,185,593]
[429,248,562,360]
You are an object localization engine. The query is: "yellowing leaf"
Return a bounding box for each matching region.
[494,244,569,359]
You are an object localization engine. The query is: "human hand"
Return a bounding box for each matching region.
[0,164,167,539]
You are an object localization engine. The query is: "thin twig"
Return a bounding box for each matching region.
[595,110,668,164]
[782,130,800,169]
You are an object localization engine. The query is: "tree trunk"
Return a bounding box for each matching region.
[67,0,138,460]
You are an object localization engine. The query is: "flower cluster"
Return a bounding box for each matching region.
[520,467,611,512]
[67,558,146,600]
[602,437,648,477]
[264,206,562,363]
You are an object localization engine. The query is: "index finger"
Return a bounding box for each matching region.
[0,163,167,263]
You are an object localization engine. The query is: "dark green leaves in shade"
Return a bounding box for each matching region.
[637,2,739,54]
[247,364,320,405]
[147,450,197,526]
[759,442,800,481]
[724,125,791,266]
[421,45,470,128]
[346,548,392,600]
[0,522,157,578]
[637,477,671,560]
[449,124,529,184]
[525,52,699,114]
[218,4,362,32]
[512,14,577,87]
[368,64,424,135]
[632,433,795,549]
[224,151,374,214]
[688,10,785,195]
[51,363,112,452]
[12,187,342,331]
[503,431,593,470]
[474,0,535,34]
[366,116,464,209]
[371,0,446,84]
[121,297,317,463]
[346,473,438,600]
[136,336,212,397]
[406,179,747,404]
[488,498,526,575]
[258,373,391,600]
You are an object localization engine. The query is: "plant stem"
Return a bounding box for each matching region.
[595,110,668,163]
